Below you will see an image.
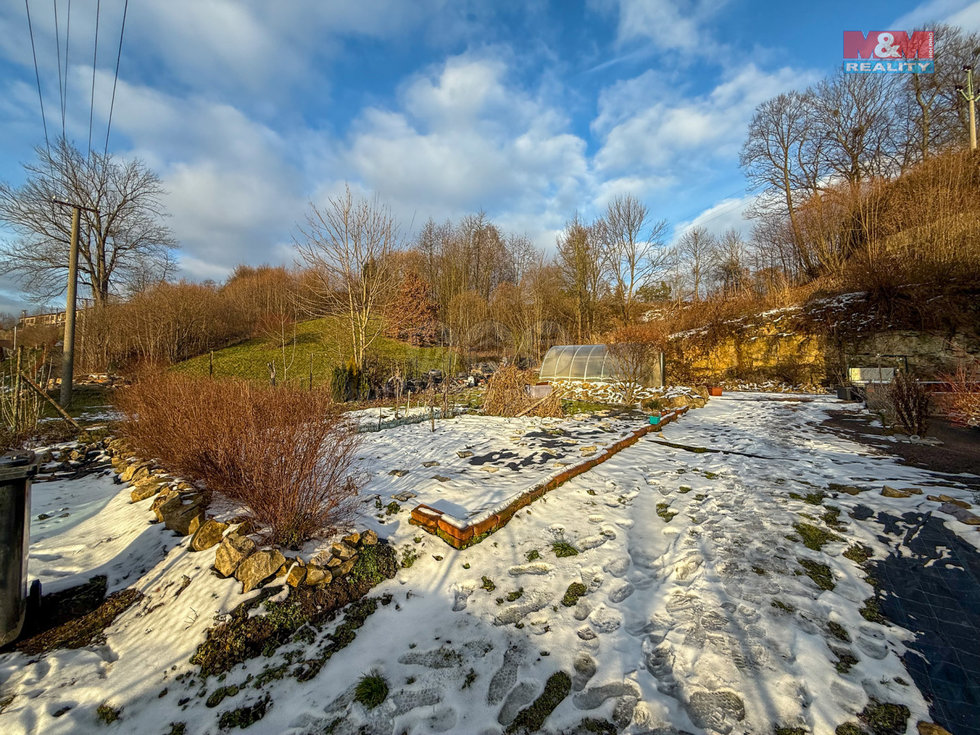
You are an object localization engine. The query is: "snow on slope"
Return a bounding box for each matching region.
[1,394,976,734]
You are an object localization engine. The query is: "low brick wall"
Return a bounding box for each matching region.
[410,405,691,549]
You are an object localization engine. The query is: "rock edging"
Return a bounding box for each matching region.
[103,439,389,597]
[410,405,693,549]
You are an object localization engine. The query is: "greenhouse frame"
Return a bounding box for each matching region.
[538,344,664,387]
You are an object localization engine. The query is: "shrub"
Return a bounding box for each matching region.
[889,371,929,436]
[116,372,360,546]
[938,362,980,428]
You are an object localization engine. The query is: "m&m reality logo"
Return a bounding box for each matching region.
[843,31,934,73]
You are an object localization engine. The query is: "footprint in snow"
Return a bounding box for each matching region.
[587,604,623,633]
[608,581,635,603]
[507,562,552,576]
[603,557,630,577]
[572,680,640,710]
[493,591,550,626]
[451,583,473,611]
[487,643,527,705]
[497,681,539,726]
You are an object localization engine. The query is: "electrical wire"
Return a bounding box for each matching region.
[88,0,100,158]
[53,0,64,139]
[64,0,71,140]
[103,0,128,157]
[25,0,51,157]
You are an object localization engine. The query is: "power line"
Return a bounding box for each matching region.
[88,0,100,158]
[64,0,71,139]
[104,0,128,157]
[53,0,65,139]
[25,0,51,157]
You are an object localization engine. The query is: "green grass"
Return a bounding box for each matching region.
[354,673,389,710]
[798,558,836,591]
[551,540,579,558]
[793,521,843,552]
[174,317,452,388]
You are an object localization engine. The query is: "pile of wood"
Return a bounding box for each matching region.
[483,366,563,418]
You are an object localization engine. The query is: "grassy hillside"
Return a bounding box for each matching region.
[175,317,451,387]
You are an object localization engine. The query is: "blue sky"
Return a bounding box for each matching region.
[2,0,979,314]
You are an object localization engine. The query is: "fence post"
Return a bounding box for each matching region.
[209,350,214,378]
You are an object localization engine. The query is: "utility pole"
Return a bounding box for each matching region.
[52,198,97,407]
[957,64,977,151]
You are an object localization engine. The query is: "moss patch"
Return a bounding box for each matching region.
[505,671,571,734]
[656,502,678,522]
[191,543,396,676]
[798,558,835,591]
[835,724,863,735]
[96,704,120,724]
[858,700,910,735]
[859,597,887,624]
[793,521,843,552]
[206,685,240,708]
[833,648,859,674]
[217,695,270,730]
[525,549,540,562]
[771,599,795,613]
[828,621,851,642]
[843,544,873,565]
[561,582,588,607]
[481,576,496,592]
[506,588,524,602]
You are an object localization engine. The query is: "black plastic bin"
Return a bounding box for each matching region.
[0,451,36,646]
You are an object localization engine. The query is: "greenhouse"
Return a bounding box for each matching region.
[538,344,664,386]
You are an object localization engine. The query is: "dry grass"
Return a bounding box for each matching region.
[116,371,360,547]
[483,365,563,418]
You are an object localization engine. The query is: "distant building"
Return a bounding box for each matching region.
[18,301,93,328]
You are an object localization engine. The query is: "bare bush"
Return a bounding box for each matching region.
[116,373,360,547]
[484,365,563,418]
[889,371,929,436]
[606,324,667,404]
[939,363,980,428]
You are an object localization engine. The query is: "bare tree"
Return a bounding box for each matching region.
[606,323,666,404]
[741,91,823,277]
[713,228,750,296]
[295,186,401,371]
[556,214,605,342]
[676,226,716,302]
[0,140,176,306]
[599,193,670,324]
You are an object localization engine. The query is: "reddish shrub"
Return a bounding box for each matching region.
[116,372,360,547]
[938,363,980,428]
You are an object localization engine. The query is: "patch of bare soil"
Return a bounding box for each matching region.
[14,576,143,655]
[821,409,980,490]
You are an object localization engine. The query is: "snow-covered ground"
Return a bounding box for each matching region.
[1,393,977,734]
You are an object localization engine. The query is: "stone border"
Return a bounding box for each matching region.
[103,440,385,597]
[409,405,692,549]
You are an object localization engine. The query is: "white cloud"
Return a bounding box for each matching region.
[672,193,757,242]
[893,0,980,31]
[340,53,591,240]
[594,63,813,176]
[609,0,730,52]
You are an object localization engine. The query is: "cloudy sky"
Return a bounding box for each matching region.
[1,0,979,314]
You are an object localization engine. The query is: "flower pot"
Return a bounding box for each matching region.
[707,386,723,397]
[649,415,661,425]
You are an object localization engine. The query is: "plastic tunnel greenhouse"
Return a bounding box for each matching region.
[538,344,664,387]
[539,345,619,382]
